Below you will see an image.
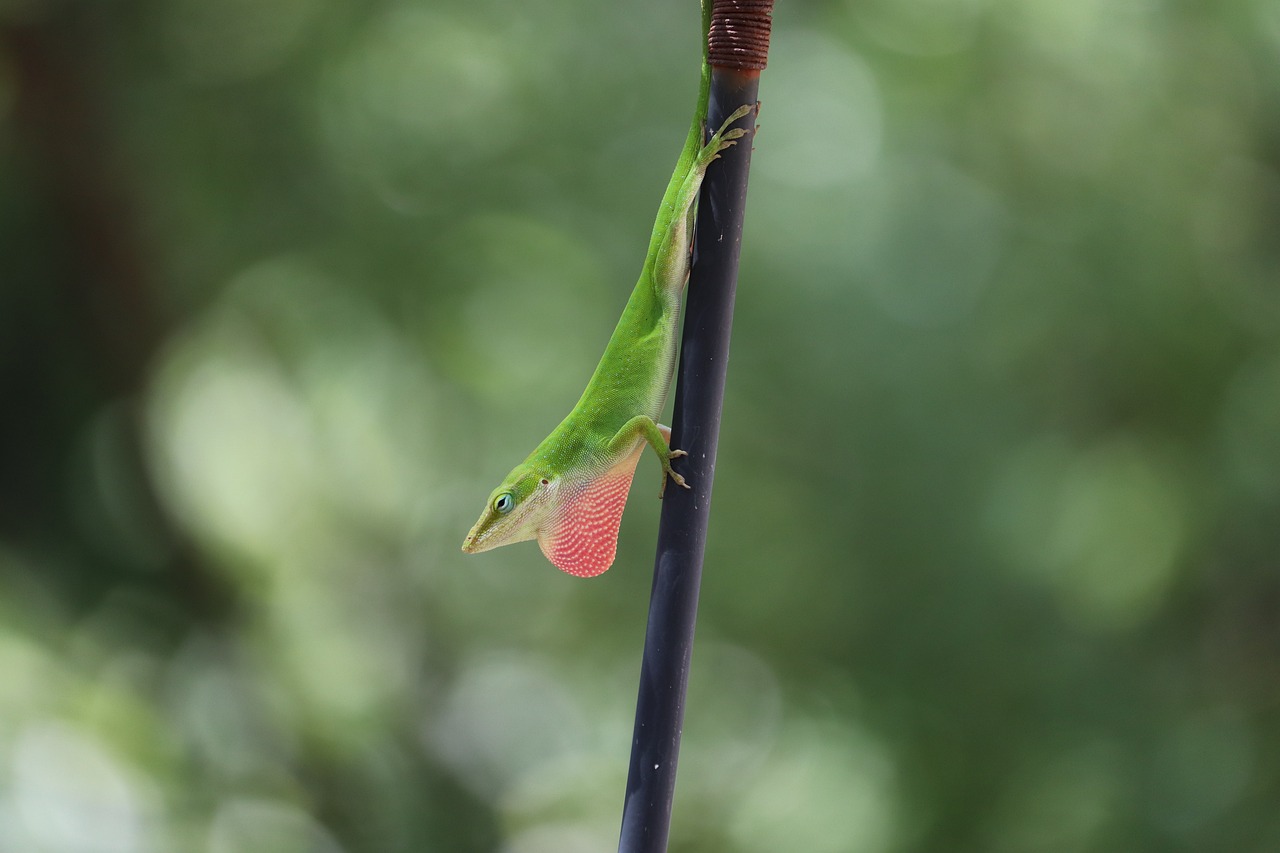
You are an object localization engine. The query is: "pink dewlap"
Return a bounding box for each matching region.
[538,464,638,578]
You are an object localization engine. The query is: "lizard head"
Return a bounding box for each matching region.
[462,449,640,577]
[461,464,556,555]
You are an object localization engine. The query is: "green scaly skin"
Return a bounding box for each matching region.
[462,2,753,576]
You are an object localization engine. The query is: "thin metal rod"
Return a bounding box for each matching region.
[616,32,767,853]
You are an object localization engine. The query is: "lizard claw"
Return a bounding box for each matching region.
[659,469,689,499]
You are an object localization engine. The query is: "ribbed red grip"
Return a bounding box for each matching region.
[708,0,773,71]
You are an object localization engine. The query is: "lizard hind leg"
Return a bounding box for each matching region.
[652,103,756,290]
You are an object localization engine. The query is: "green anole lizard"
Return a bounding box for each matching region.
[461,2,753,577]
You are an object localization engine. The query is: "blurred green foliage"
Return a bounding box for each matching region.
[2,0,1279,850]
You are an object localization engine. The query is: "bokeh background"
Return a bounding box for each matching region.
[2,0,1279,850]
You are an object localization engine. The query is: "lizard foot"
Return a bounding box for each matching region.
[702,104,755,162]
[714,104,755,138]
[659,450,691,498]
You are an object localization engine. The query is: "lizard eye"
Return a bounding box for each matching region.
[494,493,514,514]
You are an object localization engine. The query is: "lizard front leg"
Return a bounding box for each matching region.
[607,415,691,497]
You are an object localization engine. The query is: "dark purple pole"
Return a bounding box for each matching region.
[617,4,772,852]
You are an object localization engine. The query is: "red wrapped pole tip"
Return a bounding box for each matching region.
[708,0,773,71]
